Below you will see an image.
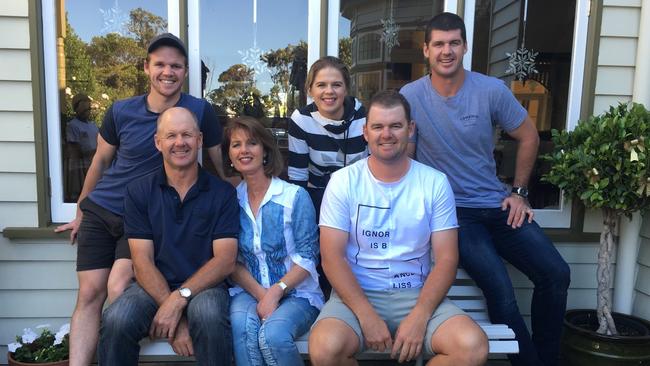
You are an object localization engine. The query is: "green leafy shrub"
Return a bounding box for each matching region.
[544,103,650,214]
[543,102,650,335]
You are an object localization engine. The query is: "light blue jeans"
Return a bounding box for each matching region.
[230,291,319,366]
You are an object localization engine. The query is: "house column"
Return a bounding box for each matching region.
[613,0,650,315]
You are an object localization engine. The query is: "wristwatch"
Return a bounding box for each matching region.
[512,186,529,198]
[276,281,288,294]
[178,287,192,299]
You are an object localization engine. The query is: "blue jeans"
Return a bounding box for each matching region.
[230,291,319,366]
[98,282,232,366]
[457,207,570,366]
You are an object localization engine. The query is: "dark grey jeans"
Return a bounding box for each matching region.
[98,282,232,365]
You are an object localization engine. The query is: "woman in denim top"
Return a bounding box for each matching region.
[223,116,323,366]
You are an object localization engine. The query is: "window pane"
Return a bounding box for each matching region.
[200,0,308,178]
[60,0,168,202]
[340,0,444,105]
[471,0,576,209]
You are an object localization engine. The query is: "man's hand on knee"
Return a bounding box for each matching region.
[391,307,427,362]
[359,312,392,352]
[169,317,194,356]
[149,292,187,340]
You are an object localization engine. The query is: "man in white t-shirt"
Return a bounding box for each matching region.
[308,90,488,366]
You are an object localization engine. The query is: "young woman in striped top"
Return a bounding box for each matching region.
[288,56,368,216]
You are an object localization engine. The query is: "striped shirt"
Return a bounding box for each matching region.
[288,96,368,188]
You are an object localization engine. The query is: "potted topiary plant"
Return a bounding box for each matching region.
[6,324,69,365]
[544,102,650,365]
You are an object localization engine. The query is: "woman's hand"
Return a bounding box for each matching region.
[256,284,284,320]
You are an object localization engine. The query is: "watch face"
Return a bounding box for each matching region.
[179,287,191,298]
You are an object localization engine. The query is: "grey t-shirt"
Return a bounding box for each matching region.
[400,71,528,208]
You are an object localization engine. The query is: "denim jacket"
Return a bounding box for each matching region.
[229,177,324,309]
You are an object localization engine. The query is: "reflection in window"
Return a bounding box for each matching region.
[200,0,308,178]
[59,0,168,202]
[358,33,381,62]
[340,0,443,105]
[472,0,576,209]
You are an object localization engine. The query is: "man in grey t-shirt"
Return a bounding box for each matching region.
[400,12,570,366]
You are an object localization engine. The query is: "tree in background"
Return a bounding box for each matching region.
[63,8,167,125]
[339,37,352,68]
[207,64,265,118]
[62,14,96,122]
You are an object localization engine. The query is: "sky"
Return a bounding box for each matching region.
[66,0,351,94]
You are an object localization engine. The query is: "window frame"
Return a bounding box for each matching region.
[42,0,178,223]
[43,0,322,223]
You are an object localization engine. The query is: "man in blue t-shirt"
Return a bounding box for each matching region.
[400,13,570,366]
[55,33,226,366]
[98,106,238,365]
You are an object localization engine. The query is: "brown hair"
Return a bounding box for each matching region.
[425,12,467,44]
[367,90,411,122]
[222,116,284,177]
[305,56,351,94]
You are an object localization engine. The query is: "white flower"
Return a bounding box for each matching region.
[65,87,72,95]
[72,76,77,81]
[21,328,38,344]
[54,323,70,345]
[8,342,22,353]
[58,323,70,335]
[101,93,109,100]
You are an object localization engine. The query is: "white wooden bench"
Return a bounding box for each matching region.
[139,269,518,364]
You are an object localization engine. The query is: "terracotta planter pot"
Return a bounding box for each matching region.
[7,353,69,366]
[561,309,650,365]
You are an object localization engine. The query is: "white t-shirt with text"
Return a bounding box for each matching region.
[320,158,458,291]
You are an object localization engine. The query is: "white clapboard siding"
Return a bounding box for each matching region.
[603,0,641,6]
[0,16,29,49]
[0,111,34,142]
[633,228,650,320]
[0,289,78,318]
[592,2,641,116]
[0,49,31,81]
[0,173,37,201]
[601,6,641,37]
[0,202,38,229]
[0,81,32,111]
[0,142,36,172]
[0,1,28,16]
[594,67,635,96]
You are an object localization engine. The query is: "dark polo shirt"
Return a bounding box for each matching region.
[124,166,239,289]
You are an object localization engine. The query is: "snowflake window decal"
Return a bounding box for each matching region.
[504,0,538,83]
[99,0,129,35]
[380,16,400,54]
[506,46,539,82]
[237,0,269,77]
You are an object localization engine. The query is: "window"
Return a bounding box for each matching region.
[197,0,310,178]
[335,0,443,105]
[43,0,321,223]
[357,32,381,62]
[331,0,589,228]
[43,0,173,222]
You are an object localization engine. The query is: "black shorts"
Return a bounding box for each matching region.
[76,198,131,271]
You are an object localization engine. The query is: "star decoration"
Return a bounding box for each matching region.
[99,0,129,35]
[380,16,400,54]
[505,46,539,82]
[238,46,267,76]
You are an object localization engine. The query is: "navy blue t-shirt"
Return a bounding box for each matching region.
[89,93,222,215]
[124,167,239,289]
